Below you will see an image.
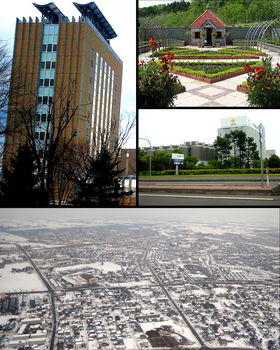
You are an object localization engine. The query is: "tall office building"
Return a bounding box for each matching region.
[4,2,122,164]
[217,116,266,159]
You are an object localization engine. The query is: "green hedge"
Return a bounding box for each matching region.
[172,61,261,79]
[140,168,280,176]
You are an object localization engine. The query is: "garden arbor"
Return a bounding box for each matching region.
[138,19,170,53]
[246,18,280,51]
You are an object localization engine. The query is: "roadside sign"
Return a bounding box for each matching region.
[259,123,263,137]
[172,153,184,165]
[172,159,184,165]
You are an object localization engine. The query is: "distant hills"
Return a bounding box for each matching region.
[139,0,280,27]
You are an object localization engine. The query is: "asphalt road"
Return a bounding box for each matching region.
[139,176,280,187]
[139,193,280,206]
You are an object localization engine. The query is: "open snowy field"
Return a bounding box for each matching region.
[0,262,46,293]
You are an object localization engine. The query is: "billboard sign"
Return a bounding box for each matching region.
[172,153,184,165]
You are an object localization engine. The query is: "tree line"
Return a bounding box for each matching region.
[0,40,135,207]
[139,0,280,28]
[139,130,280,173]
[213,130,259,169]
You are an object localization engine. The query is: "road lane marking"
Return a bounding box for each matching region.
[140,194,274,201]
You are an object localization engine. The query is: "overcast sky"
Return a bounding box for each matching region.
[139,109,280,156]
[139,0,185,8]
[0,0,136,148]
[0,208,279,228]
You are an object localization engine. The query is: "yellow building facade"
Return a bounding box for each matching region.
[5,2,122,164]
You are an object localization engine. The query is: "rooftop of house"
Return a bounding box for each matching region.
[190,4,227,28]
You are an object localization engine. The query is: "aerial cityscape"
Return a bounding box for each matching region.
[0,209,279,350]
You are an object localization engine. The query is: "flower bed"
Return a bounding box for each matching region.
[152,46,267,59]
[171,61,261,84]
[138,50,183,108]
[243,57,280,107]
[172,69,247,83]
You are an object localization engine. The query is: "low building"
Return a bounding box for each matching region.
[142,141,215,165]
[189,4,227,47]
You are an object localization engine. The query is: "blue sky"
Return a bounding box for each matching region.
[0,0,136,148]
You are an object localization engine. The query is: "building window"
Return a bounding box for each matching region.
[35,132,39,140]
[39,79,44,87]
[47,44,52,52]
[216,32,222,39]
[40,61,45,69]
[46,61,51,69]
[41,114,47,122]
[44,79,50,87]
[40,132,45,141]
[195,32,200,39]
[51,61,56,69]
[38,96,53,105]
[42,44,47,52]
[50,79,54,87]
[53,44,57,52]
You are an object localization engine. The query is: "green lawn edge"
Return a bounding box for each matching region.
[139,174,280,178]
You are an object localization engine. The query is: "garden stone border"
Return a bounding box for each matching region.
[237,85,249,93]
[176,85,186,94]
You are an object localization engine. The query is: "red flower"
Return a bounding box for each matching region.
[256,67,265,77]
[243,64,252,73]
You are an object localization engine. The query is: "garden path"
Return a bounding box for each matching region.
[138,46,280,107]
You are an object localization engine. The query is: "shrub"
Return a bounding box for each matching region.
[140,168,280,176]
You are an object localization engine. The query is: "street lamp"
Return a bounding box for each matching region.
[259,123,263,188]
[139,137,151,177]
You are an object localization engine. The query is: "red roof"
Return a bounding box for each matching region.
[190,9,227,28]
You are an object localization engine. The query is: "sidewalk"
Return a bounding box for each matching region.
[138,46,280,107]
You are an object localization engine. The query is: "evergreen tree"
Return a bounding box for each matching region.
[213,132,259,169]
[0,145,40,206]
[213,135,232,168]
[71,147,133,207]
[245,137,259,168]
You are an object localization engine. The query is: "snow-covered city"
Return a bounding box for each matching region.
[0,209,279,350]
